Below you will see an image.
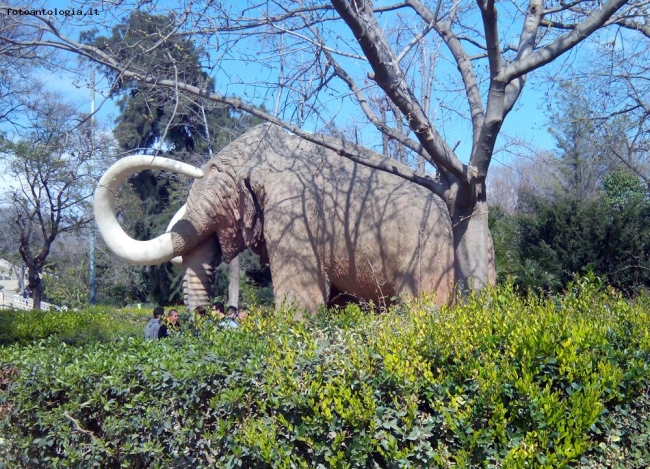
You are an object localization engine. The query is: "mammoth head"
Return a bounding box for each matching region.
[183,157,265,263]
[94,153,264,267]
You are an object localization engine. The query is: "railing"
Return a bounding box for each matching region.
[0,291,57,311]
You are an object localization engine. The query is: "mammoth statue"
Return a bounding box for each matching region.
[95,124,455,315]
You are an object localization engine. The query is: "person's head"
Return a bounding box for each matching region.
[227,305,238,318]
[212,302,225,314]
[194,305,207,317]
[168,309,180,325]
[238,304,249,320]
[153,306,164,319]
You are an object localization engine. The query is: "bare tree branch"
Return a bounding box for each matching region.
[331,0,471,182]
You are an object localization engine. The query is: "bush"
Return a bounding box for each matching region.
[0,281,649,467]
[0,306,147,346]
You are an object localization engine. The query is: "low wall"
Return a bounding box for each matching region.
[0,291,57,311]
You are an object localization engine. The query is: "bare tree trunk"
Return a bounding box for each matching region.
[451,200,493,294]
[228,255,240,308]
[419,47,434,176]
[417,156,426,175]
[398,142,407,165]
[386,100,407,164]
[27,269,42,310]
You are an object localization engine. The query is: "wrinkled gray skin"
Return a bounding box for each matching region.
[95,124,455,316]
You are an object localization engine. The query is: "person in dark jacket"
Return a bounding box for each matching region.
[158,309,180,338]
[145,306,164,340]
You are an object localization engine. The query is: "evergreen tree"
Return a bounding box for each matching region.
[489,204,562,293]
[601,170,650,293]
[509,174,650,295]
[84,11,231,155]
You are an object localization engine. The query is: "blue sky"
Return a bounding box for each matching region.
[9,57,556,162]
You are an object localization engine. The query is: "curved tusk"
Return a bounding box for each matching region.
[94,155,204,266]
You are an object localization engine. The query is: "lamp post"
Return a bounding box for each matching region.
[89,68,96,306]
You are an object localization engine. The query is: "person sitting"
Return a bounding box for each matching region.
[220,305,240,329]
[145,306,164,340]
[158,309,180,338]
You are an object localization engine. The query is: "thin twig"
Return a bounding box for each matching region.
[157,51,181,156]
[63,411,100,443]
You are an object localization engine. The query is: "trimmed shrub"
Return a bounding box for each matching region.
[0,280,649,467]
[0,306,147,346]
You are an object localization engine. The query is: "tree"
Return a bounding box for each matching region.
[487,150,566,214]
[82,11,237,156]
[543,32,650,187]
[546,82,647,200]
[0,10,45,131]
[601,170,650,292]
[489,205,563,293]
[41,230,91,308]
[514,175,650,294]
[1,0,647,295]
[0,92,112,309]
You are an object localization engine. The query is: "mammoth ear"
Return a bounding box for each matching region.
[240,177,264,246]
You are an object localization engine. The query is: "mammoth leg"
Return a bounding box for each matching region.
[268,245,329,319]
[181,234,221,312]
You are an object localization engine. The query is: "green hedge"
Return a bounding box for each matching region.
[1,279,649,467]
[0,306,147,346]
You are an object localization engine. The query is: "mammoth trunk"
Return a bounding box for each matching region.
[181,236,221,312]
[183,264,215,312]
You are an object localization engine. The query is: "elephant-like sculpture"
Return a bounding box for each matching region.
[94,124,455,315]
